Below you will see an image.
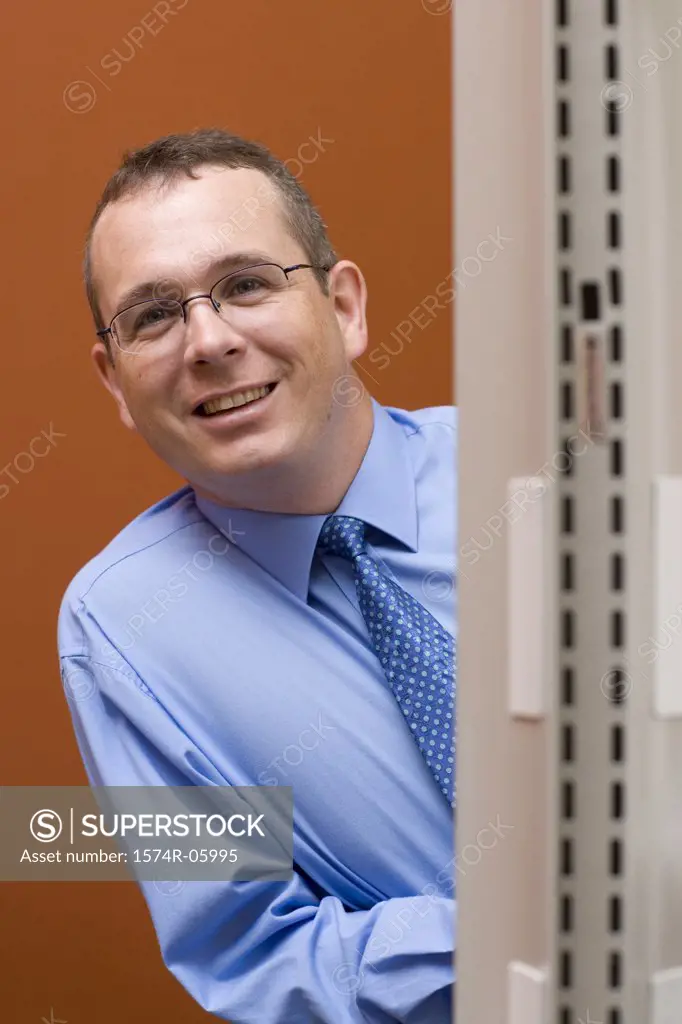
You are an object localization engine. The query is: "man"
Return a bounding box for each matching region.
[58,128,457,1023]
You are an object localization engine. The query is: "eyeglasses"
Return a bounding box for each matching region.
[96,261,330,356]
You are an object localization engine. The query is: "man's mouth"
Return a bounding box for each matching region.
[194,382,278,417]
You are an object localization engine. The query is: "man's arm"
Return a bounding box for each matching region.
[59,637,455,1023]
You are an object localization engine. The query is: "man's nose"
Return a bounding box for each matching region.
[181,296,247,362]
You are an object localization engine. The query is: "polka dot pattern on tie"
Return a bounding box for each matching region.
[317,515,456,806]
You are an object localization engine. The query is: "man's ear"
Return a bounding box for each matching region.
[91,341,137,433]
[327,260,368,363]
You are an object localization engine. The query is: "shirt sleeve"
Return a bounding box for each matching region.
[59,631,456,1024]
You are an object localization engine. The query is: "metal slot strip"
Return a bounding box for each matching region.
[553,0,627,1020]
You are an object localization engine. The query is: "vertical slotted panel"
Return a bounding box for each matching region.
[553,0,627,1020]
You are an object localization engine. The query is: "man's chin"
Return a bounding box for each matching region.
[194,438,294,482]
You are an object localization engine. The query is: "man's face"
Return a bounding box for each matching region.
[90,166,368,496]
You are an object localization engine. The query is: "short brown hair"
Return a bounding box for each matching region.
[83,127,338,337]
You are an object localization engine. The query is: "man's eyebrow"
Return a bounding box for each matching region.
[112,251,277,314]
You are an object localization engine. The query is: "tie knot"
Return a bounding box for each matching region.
[317,515,367,562]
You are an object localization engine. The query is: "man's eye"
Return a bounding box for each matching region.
[229,276,265,297]
[137,305,169,327]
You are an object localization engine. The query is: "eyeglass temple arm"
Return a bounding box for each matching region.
[284,263,331,273]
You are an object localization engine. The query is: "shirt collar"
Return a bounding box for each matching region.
[193,397,419,601]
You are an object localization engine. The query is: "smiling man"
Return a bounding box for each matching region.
[58,128,457,1024]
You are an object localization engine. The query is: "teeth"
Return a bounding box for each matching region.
[202,385,271,415]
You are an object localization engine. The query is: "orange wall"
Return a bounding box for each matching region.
[1,1,452,1019]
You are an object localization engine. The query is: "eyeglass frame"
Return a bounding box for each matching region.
[95,261,332,351]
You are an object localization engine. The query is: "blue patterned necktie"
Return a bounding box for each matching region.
[317,515,455,806]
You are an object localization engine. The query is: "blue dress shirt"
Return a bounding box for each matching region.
[57,397,457,1024]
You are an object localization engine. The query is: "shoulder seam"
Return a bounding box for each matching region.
[72,515,211,603]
